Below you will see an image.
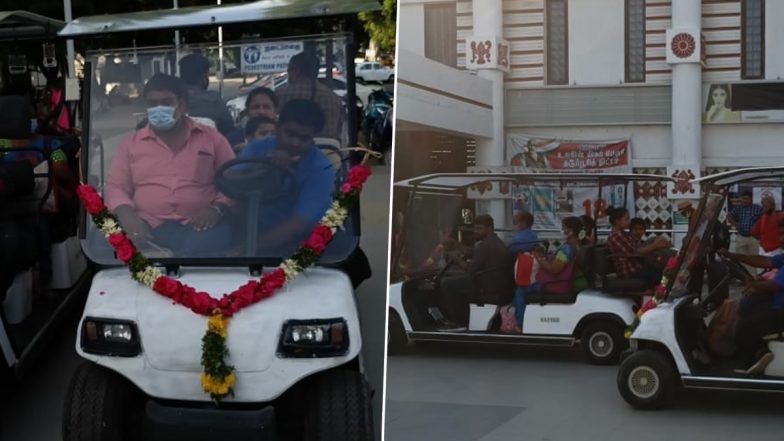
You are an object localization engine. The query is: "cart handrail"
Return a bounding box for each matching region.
[394,172,678,191]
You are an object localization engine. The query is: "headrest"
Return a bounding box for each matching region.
[0,96,33,139]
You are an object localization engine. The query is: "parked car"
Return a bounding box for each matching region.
[355,62,393,83]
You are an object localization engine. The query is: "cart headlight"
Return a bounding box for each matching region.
[81,317,141,357]
[277,319,349,358]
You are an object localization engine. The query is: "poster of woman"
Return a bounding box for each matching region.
[703,84,741,123]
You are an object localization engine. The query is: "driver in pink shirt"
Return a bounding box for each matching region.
[105,74,235,256]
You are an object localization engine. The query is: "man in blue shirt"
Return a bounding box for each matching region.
[728,192,763,272]
[508,212,539,331]
[238,99,335,253]
[509,211,539,254]
[719,218,784,373]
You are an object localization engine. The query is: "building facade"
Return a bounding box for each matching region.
[397,0,784,179]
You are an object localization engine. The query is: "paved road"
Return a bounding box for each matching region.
[1,163,391,441]
[384,343,784,441]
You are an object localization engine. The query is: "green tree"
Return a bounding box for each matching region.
[359,0,396,53]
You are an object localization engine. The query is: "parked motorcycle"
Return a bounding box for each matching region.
[361,89,393,147]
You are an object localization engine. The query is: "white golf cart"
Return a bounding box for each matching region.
[0,11,89,386]
[618,166,784,409]
[59,2,378,440]
[388,172,678,365]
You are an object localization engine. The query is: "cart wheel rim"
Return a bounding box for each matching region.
[589,331,614,358]
[628,365,660,399]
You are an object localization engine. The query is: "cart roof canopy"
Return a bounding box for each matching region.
[695,166,784,186]
[395,172,677,192]
[59,0,380,37]
[0,10,64,41]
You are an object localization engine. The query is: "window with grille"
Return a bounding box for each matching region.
[625,0,645,83]
[546,0,568,85]
[742,0,764,79]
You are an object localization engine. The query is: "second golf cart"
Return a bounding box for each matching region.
[618,166,784,409]
[388,172,679,365]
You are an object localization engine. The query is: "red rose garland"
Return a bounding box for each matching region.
[77,164,372,401]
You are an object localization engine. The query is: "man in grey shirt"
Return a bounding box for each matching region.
[178,54,235,137]
[439,214,514,331]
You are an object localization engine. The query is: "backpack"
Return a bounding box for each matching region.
[515,252,539,286]
[499,305,518,333]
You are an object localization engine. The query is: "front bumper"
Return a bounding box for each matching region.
[143,399,277,441]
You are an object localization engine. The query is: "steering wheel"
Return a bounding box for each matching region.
[214,157,298,201]
[719,254,753,283]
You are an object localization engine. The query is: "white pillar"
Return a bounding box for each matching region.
[670,0,702,171]
[472,0,507,232]
[472,0,505,168]
[669,0,702,246]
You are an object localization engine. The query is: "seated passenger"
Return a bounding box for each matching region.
[238,99,335,253]
[509,211,539,254]
[580,214,597,246]
[439,215,513,332]
[531,217,583,296]
[105,74,235,256]
[227,87,278,149]
[631,217,676,271]
[178,54,236,137]
[719,219,784,373]
[509,212,539,332]
[236,116,275,153]
[606,207,669,288]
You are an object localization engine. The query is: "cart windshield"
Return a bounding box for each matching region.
[81,35,357,266]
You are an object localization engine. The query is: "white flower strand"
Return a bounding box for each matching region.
[280,259,302,281]
[99,218,122,237]
[135,266,164,288]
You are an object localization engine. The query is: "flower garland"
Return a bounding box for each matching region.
[77,164,372,401]
[624,256,679,339]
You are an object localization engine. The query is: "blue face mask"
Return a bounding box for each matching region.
[147,105,178,131]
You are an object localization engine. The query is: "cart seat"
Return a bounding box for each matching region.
[594,246,648,295]
[471,288,514,306]
[526,291,578,305]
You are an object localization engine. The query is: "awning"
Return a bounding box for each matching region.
[59,0,380,37]
[0,11,64,41]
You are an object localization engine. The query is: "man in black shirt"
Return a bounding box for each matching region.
[439,214,513,331]
[178,54,235,137]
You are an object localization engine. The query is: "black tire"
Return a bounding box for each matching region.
[387,310,408,355]
[304,369,374,441]
[381,146,392,167]
[581,321,626,365]
[62,362,139,441]
[617,349,678,410]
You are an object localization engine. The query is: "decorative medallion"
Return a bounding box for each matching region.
[470,40,493,65]
[671,32,696,58]
[671,169,696,194]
